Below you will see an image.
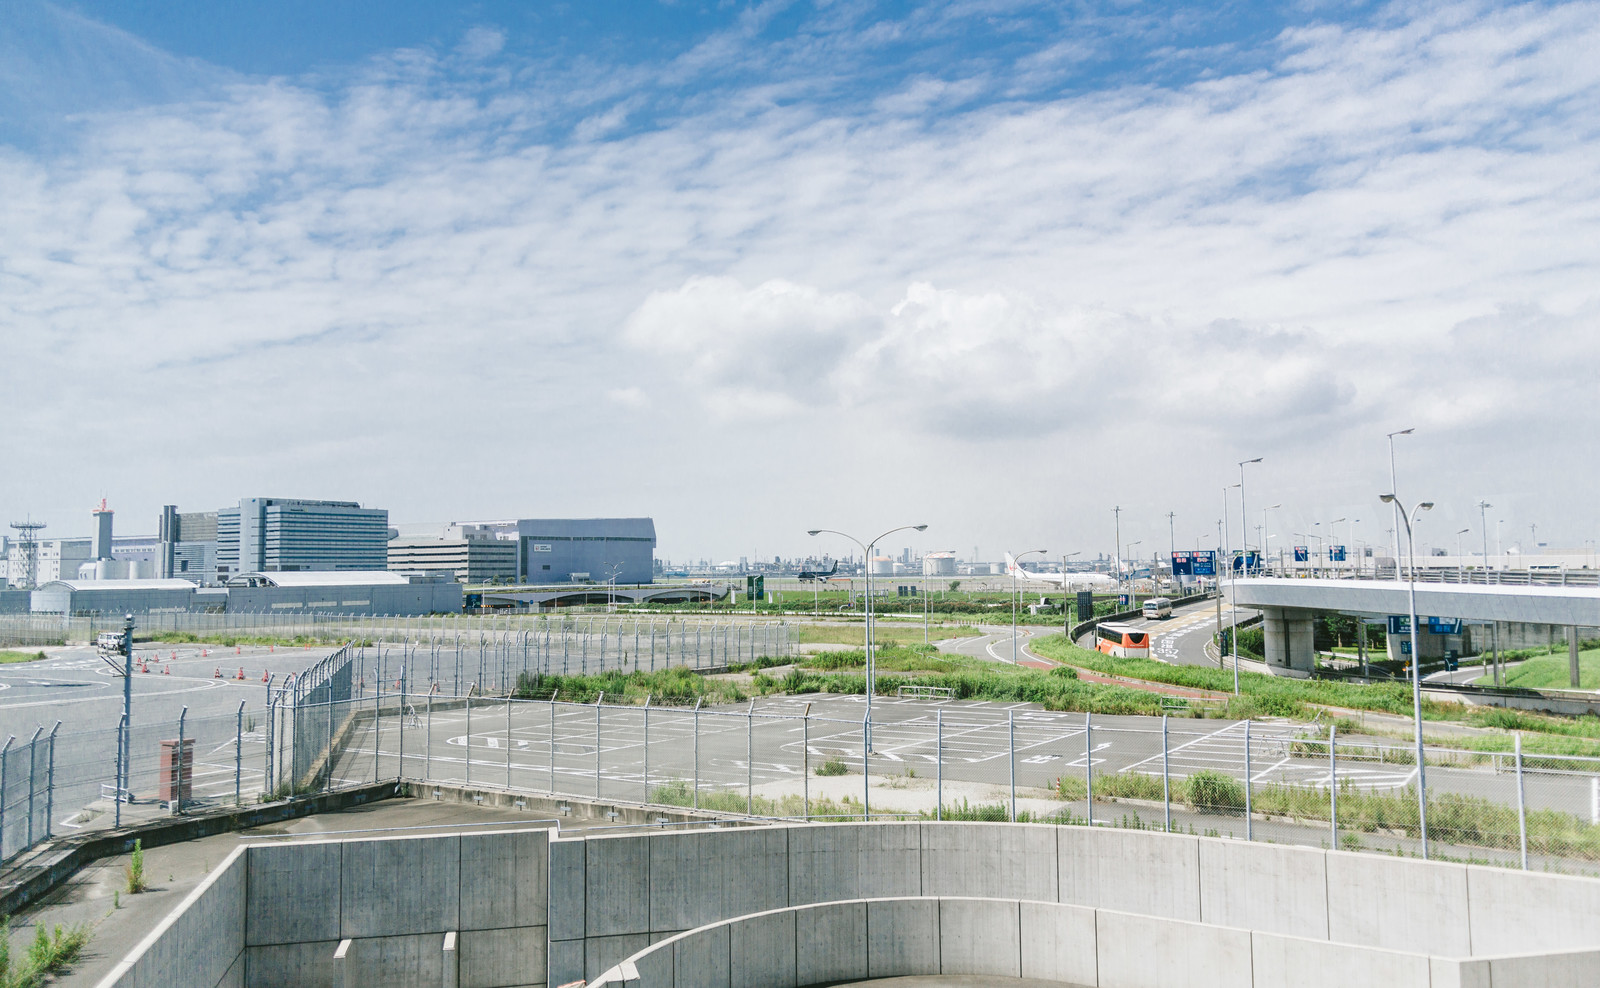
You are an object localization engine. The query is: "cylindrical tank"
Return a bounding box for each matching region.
[96,559,113,580]
[127,560,145,580]
[869,556,895,576]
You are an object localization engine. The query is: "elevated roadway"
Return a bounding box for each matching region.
[1230,578,1600,675]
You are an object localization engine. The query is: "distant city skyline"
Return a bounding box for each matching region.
[2,1,1596,563]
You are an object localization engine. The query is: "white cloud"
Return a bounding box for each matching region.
[0,1,1597,556]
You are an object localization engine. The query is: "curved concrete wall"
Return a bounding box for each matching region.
[590,896,1503,988]
[555,823,1600,988]
[98,820,1600,988]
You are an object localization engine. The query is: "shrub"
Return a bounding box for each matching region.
[125,839,148,894]
[815,757,850,777]
[1184,771,1246,813]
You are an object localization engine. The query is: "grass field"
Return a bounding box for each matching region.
[1473,649,1600,690]
[797,624,983,646]
[0,650,47,664]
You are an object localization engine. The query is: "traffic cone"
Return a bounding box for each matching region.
[270,645,275,653]
[163,665,171,675]
[235,646,241,655]
[261,670,269,682]
[171,651,177,661]
[214,667,222,679]
[237,668,245,680]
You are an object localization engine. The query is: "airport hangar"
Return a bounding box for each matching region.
[28,571,463,617]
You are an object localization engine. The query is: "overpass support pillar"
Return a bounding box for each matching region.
[1261,606,1316,677]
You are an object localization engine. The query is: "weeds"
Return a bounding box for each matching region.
[815,757,850,777]
[0,917,91,987]
[124,839,148,894]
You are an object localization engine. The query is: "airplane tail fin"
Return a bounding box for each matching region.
[1004,551,1018,575]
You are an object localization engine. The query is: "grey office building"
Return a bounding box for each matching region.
[514,518,656,584]
[216,498,388,578]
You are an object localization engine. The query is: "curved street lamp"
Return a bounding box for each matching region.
[1381,492,1434,858]
[1009,549,1048,665]
[808,524,928,750]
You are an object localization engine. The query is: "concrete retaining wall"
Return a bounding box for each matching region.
[592,897,1473,988]
[553,822,1600,987]
[97,845,247,988]
[98,818,1600,988]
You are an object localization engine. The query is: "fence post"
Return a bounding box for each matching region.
[323,690,334,793]
[373,669,381,786]
[1329,724,1337,849]
[1009,709,1016,823]
[693,698,701,811]
[25,726,41,848]
[594,693,603,800]
[747,700,755,816]
[113,720,124,828]
[46,722,60,837]
[176,707,188,813]
[803,703,812,821]
[507,695,514,792]
[426,691,434,783]
[0,737,11,858]
[1161,714,1170,832]
[1084,712,1093,827]
[1516,732,1528,870]
[936,707,943,823]
[465,695,472,787]
[235,697,244,802]
[398,671,406,783]
[641,697,650,805]
[862,712,870,821]
[1243,719,1252,841]
[549,695,557,794]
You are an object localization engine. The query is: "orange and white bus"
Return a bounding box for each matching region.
[1096,622,1150,658]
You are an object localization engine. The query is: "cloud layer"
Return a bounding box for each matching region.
[1,0,1597,558]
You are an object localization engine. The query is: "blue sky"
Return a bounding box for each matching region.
[2,1,1597,561]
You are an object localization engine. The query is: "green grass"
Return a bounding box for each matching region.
[649,778,866,819]
[1472,649,1600,690]
[796,624,983,646]
[1031,635,1420,717]
[0,651,46,664]
[1052,769,1600,860]
[513,666,750,705]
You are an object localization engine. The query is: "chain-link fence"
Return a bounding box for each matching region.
[6,634,1600,881]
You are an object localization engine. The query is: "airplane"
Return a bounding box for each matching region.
[797,561,838,583]
[1004,553,1117,590]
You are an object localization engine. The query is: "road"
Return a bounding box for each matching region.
[931,595,1237,669]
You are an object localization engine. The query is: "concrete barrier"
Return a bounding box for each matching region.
[97,817,1600,988]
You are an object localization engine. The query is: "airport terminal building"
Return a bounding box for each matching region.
[394,518,657,585]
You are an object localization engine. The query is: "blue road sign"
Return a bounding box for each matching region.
[1400,641,1412,655]
[1170,551,1192,577]
[1192,550,1216,576]
[1294,546,1309,562]
[1428,617,1461,635]
[1388,615,1412,635]
[1329,545,1347,562]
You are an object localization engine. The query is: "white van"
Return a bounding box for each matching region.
[1141,597,1173,620]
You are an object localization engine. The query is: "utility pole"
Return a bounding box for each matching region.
[1478,501,1493,584]
[1166,511,1176,590]
[1113,506,1122,599]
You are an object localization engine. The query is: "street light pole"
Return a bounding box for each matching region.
[1010,549,1047,664]
[1166,512,1176,590]
[1261,504,1280,576]
[1060,551,1081,637]
[809,524,927,751]
[1387,428,1415,575]
[1456,528,1470,582]
[1382,492,1433,859]
[1222,482,1241,694]
[1112,506,1123,598]
[1477,501,1493,584]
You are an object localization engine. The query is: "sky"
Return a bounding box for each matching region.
[1,0,1597,564]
